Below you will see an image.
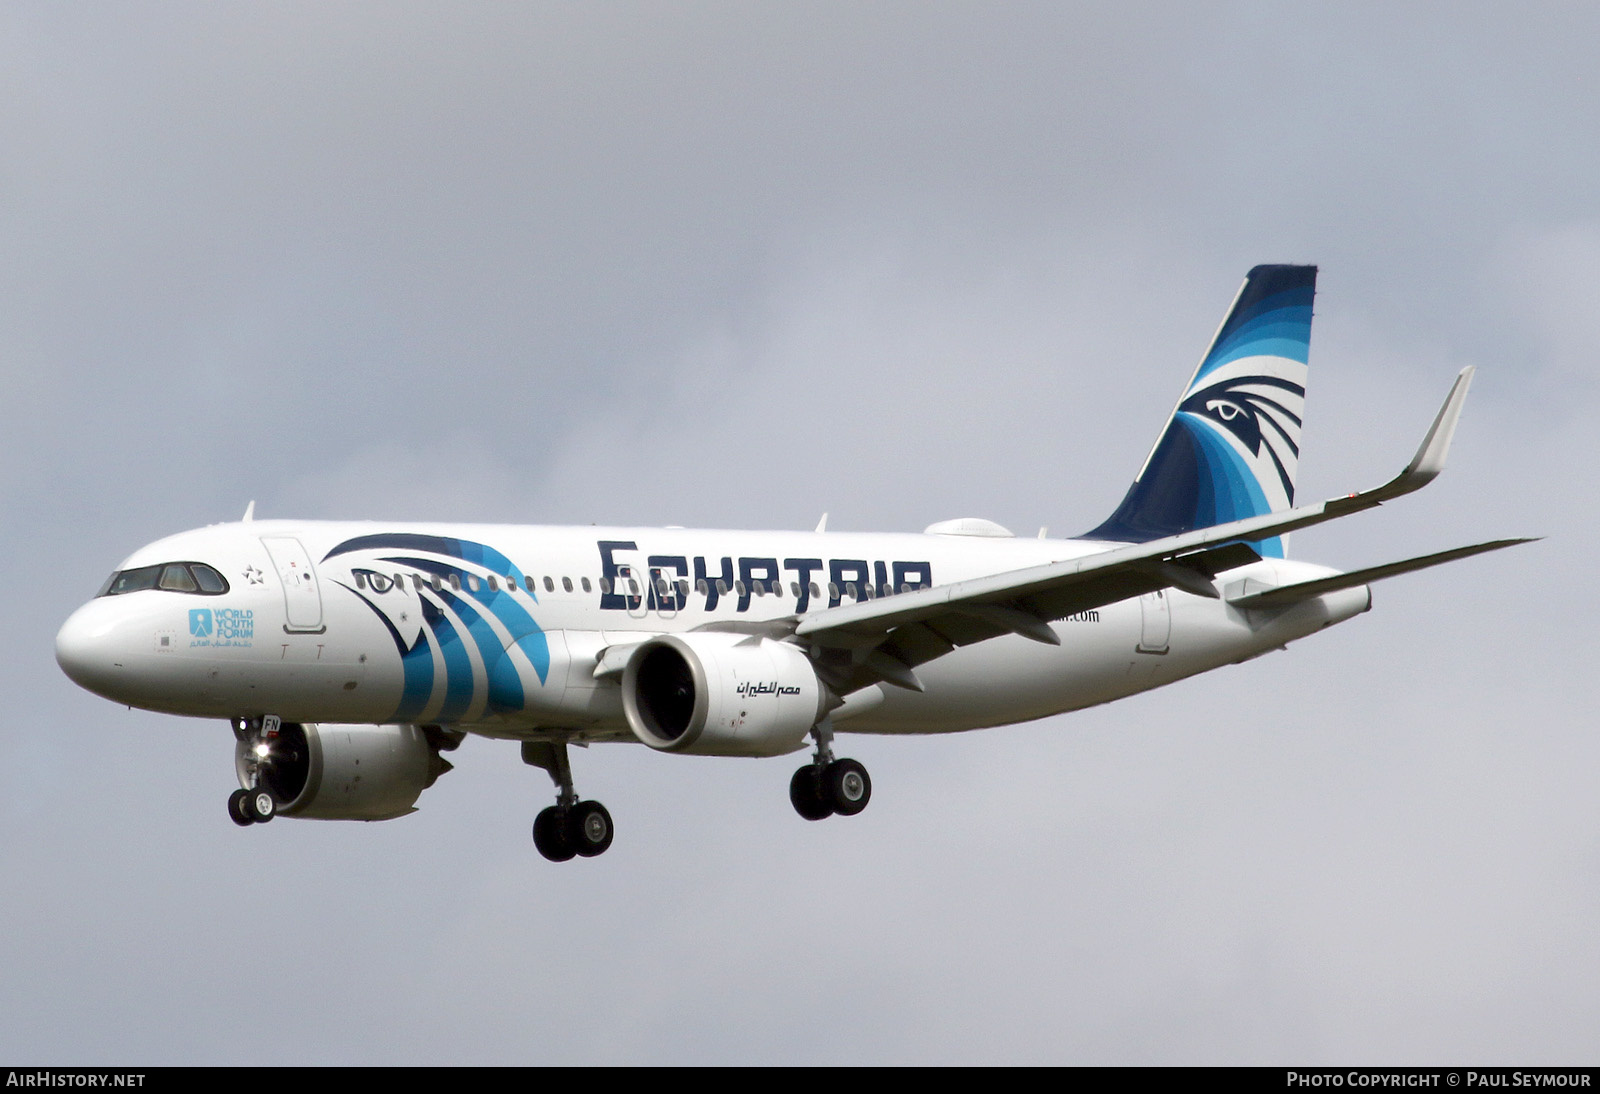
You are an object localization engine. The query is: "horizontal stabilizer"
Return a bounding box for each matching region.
[1228,537,1536,609]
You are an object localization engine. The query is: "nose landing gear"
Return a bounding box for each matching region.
[227,715,285,827]
[523,741,614,861]
[228,786,277,826]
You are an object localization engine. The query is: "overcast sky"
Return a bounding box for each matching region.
[3,3,1595,1064]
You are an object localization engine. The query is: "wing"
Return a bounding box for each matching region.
[791,367,1517,694]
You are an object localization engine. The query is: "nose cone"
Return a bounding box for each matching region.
[56,600,134,700]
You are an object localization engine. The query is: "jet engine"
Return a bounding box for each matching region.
[621,633,827,757]
[235,722,454,820]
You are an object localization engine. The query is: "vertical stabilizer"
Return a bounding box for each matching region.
[1082,264,1316,558]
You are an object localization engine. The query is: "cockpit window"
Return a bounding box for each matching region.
[159,564,198,592]
[193,564,226,593]
[98,562,230,598]
[102,565,161,596]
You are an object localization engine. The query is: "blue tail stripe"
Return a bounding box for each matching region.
[1186,417,1286,558]
[1081,264,1314,552]
[1194,268,1315,380]
[1187,415,1270,522]
[1198,310,1313,378]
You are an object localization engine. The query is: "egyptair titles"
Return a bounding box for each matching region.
[596,540,933,614]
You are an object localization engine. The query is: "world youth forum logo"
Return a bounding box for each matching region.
[189,609,213,637]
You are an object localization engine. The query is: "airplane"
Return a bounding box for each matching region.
[55,265,1531,861]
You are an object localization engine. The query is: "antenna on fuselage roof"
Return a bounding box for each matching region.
[242,500,256,523]
[815,513,828,533]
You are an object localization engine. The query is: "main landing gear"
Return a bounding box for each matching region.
[789,718,872,821]
[229,715,285,826]
[522,741,614,862]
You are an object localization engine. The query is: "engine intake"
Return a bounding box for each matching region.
[622,633,826,757]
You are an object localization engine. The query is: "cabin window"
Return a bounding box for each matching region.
[581,577,592,593]
[563,577,574,592]
[544,576,555,592]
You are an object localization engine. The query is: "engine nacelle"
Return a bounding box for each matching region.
[621,633,827,757]
[235,722,452,820]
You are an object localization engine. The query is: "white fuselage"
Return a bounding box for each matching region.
[55,519,1370,743]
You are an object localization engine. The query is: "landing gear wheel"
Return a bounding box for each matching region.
[243,787,276,823]
[228,789,254,827]
[533,805,576,862]
[566,801,614,858]
[825,758,871,816]
[790,764,834,821]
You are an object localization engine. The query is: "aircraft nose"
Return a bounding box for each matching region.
[56,601,132,699]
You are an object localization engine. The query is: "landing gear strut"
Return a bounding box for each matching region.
[789,718,872,821]
[522,741,614,861]
[228,715,284,826]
